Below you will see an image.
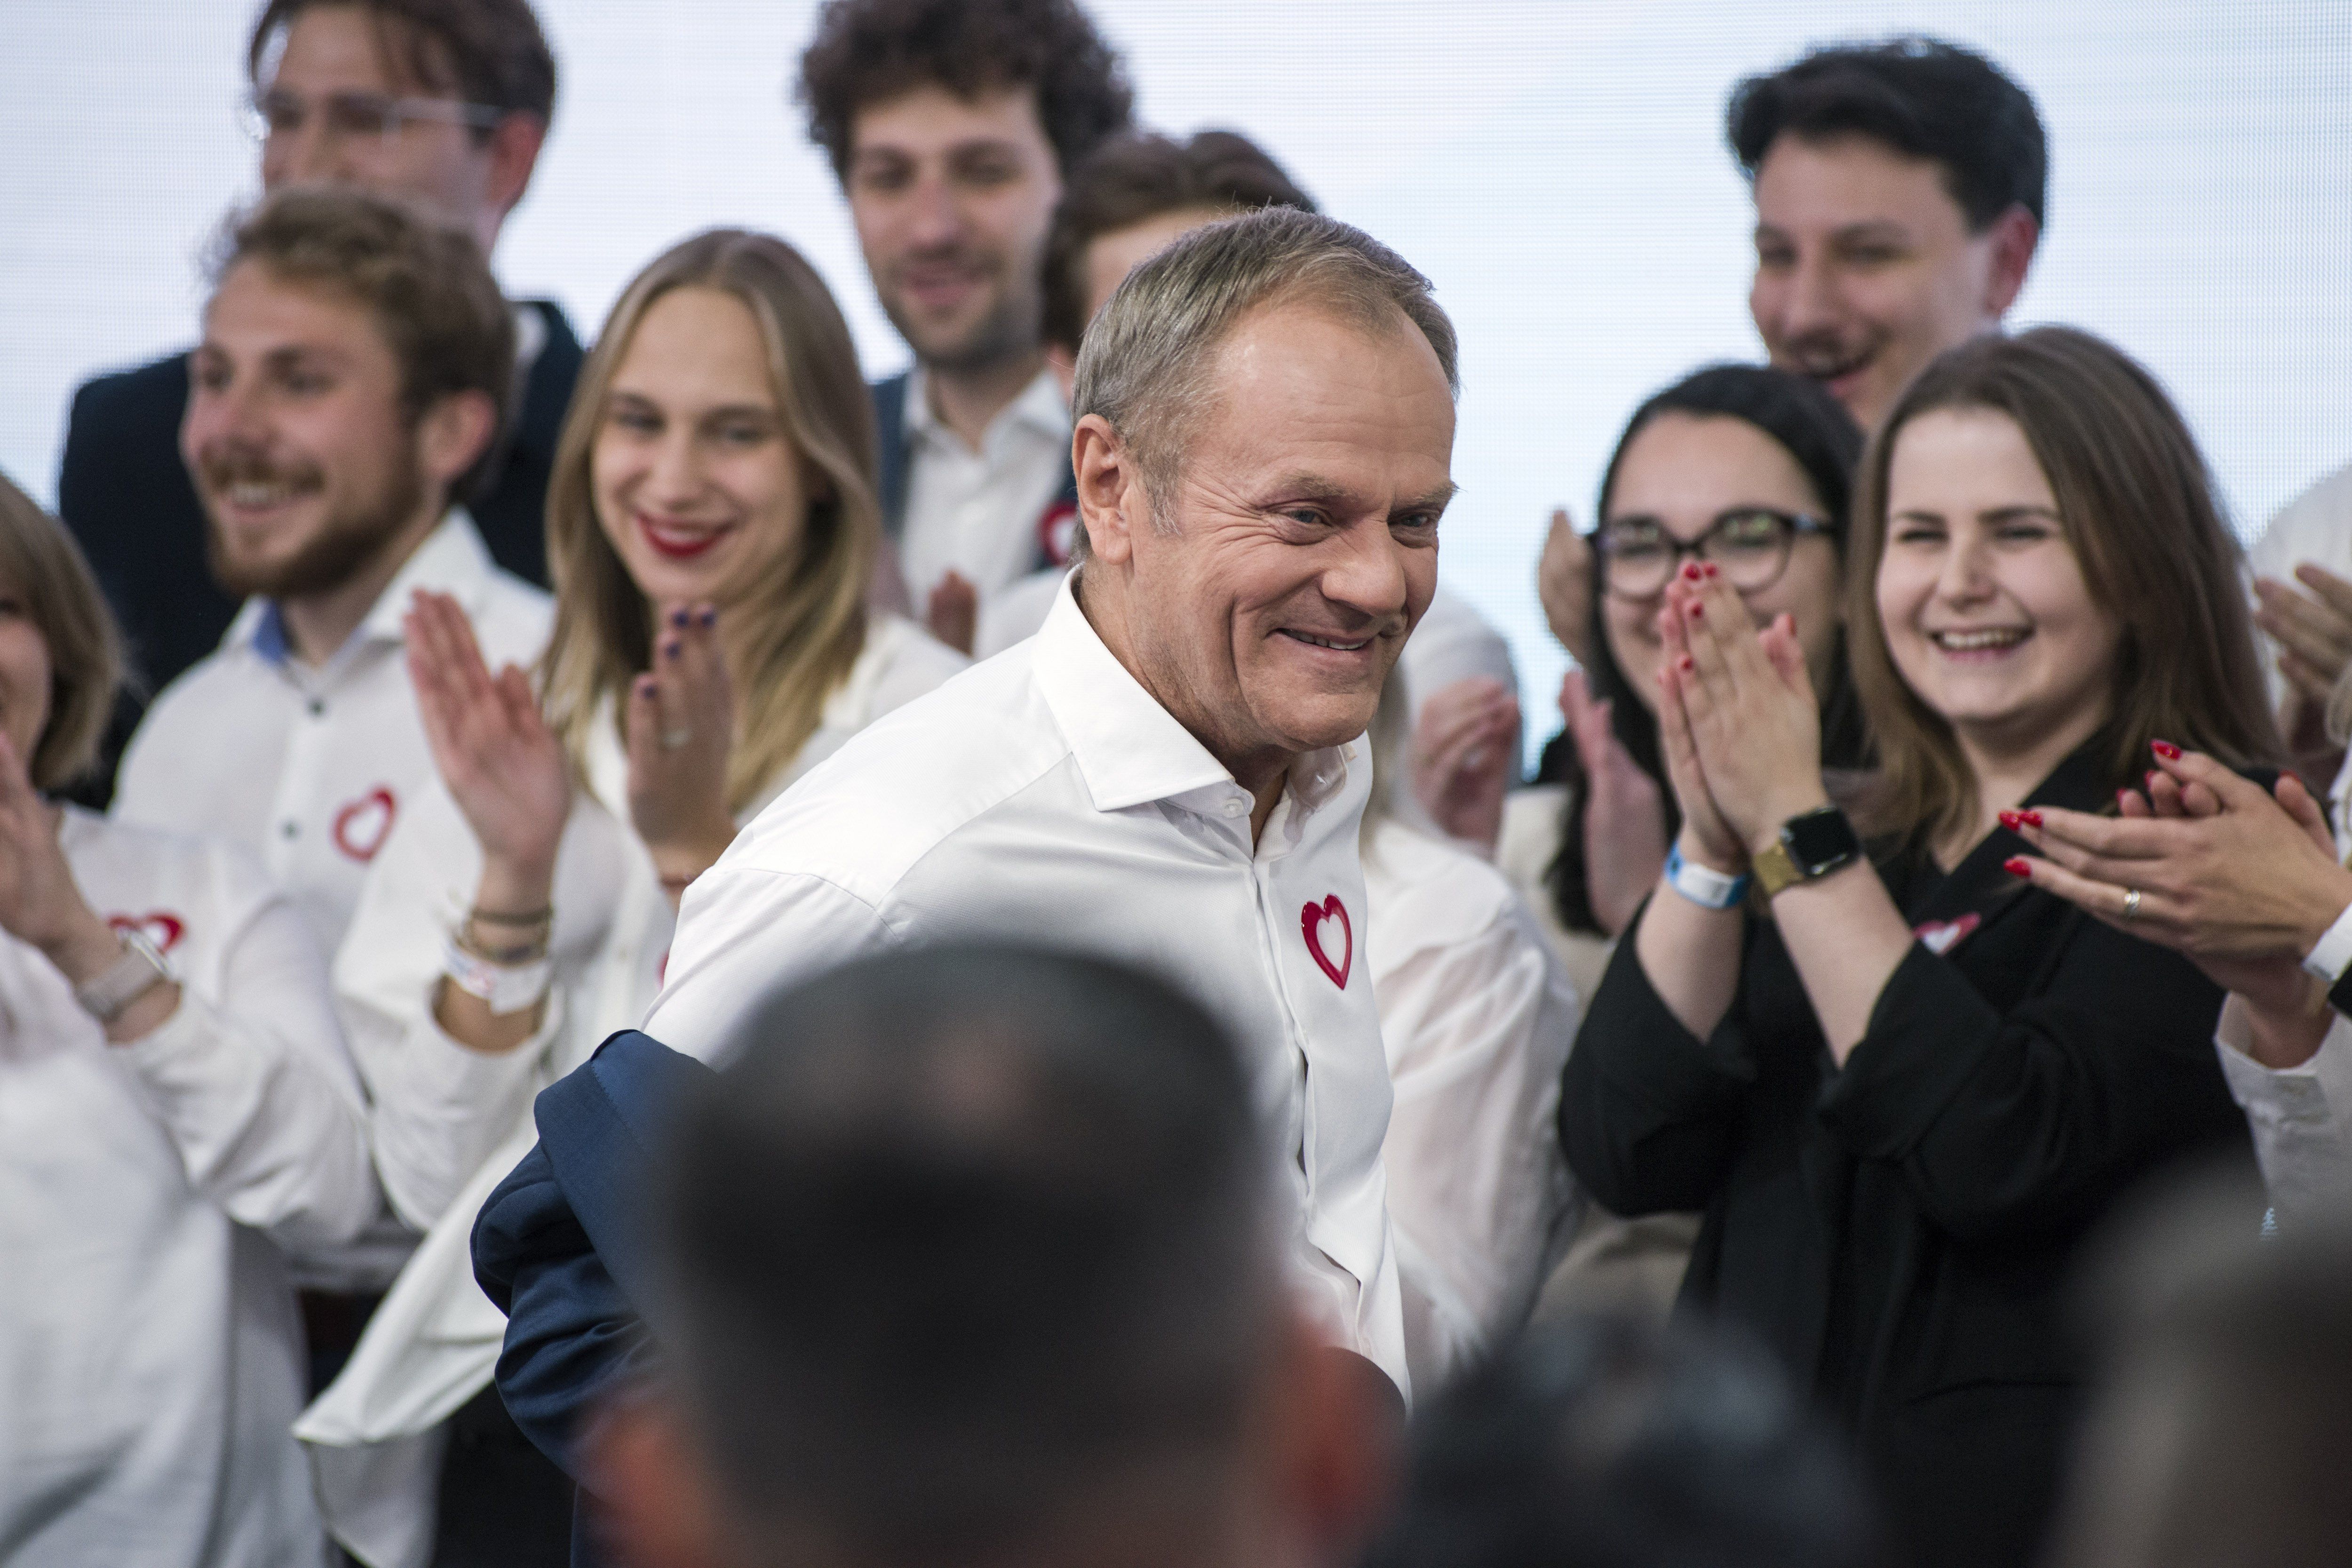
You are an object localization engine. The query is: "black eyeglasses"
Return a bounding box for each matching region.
[1595,507,1831,599]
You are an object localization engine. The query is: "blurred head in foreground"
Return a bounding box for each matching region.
[594,945,1393,1568]
[2052,1178,2352,1568]
[1369,1313,1881,1568]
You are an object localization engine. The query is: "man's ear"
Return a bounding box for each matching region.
[484,113,548,224]
[580,1393,734,1568]
[416,388,501,497]
[1982,203,2040,320]
[1073,414,1145,568]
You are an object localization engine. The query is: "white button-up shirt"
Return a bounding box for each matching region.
[295,616,965,1568]
[1363,815,1581,1392]
[898,365,1072,605]
[647,575,1410,1394]
[114,510,552,1288]
[1,810,374,1568]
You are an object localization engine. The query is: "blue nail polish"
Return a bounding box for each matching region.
[663,639,682,659]
[699,608,716,628]
[670,608,689,628]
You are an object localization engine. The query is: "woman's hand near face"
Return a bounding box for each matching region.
[1560,668,1669,935]
[406,590,572,911]
[628,602,739,902]
[1650,576,1748,874]
[1662,565,1828,853]
[1410,676,1520,851]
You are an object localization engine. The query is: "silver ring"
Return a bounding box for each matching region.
[658,727,692,752]
[2122,887,2142,922]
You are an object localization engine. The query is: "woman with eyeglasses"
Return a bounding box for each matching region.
[1495,364,1862,1318]
[1557,327,2265,1568]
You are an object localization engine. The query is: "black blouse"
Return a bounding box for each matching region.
[1558,748,2257,1568]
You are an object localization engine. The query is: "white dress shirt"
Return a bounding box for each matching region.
[647,574,1411,1395]
[2247,460,2352,710]
[1,810,374,1568]
[1363,815,1581,1392]
[113,511,551,1288]
[295,615,964,1568]
[897,365,1072,605]
[2214,740,2352,1222]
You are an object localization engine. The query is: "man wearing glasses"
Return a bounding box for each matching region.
[57,0,572,795]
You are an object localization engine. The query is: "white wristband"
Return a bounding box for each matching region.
[1664,842,1750,910]
[442,937,553,1017]
[2302,899,2352,984]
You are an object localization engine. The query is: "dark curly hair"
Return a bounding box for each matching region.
[797,0,1134,182]
[1042,129,1316,352]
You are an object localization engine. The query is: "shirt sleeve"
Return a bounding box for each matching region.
[1378,897,1581,1385]
[1556,899,1761,1218]
[1819,915,2242,1242]
[2214,995,2352,1225]
[119,886,380,1251]
[642,865,898,1063]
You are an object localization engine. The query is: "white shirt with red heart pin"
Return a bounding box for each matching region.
[113,509,550,1290]
[0,807,375,1567]
[647,573,1410,1399]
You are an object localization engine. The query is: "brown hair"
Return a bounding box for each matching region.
[1042,129,1317,352]
[1846,326,2279,850]
[210,185,516,500]
[540,231,877,815]
[796,0,1132,182]
[0,473,125,792]
[247,0,557,126]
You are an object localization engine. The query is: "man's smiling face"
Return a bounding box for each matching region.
[1106,296,1453,783]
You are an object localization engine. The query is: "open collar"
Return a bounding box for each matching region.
[229,510,501,670]
[903,363,1070,455]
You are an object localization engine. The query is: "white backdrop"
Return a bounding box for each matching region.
[6,1,2348,760]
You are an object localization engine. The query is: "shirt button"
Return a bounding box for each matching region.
[308,699,326,717]
[1222,799,1246,818]
[281,822,299,840]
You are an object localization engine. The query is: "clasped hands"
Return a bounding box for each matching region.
[2007,744,2352,1064]
[406,591,739,908]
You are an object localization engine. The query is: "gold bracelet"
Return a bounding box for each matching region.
[469,904,554,927]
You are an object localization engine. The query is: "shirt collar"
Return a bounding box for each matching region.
[228,509,499,667]
[903,363,1071,450]
[1031,572,1358,816]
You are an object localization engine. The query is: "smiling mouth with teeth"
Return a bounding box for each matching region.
[1930,628,2030,652]
[1281,630,1372,652]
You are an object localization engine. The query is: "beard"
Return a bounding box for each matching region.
[878,246,1045,376]
[201,434,428,601]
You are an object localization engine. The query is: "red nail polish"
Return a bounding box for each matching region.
[2003,857,2031,877]
[1677,653,1694,673]
[1681,562,1702,582]
[1687,601,1704,619]
[1701,562,1719,579]
[1998,810,2022,831]
[2152,740,2181,760]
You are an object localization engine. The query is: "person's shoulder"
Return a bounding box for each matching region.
[70,349,192,425]
[2251,459,2352,572]
[1366,818,1523,941]
[723,647,1067,899]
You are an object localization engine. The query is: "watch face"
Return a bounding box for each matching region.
[1783,808,1861,876]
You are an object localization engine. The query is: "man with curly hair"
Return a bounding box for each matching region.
[797,0,1132,653]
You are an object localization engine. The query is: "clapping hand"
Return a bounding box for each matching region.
[0,727,127,987]
[1559,668,1669,935]
[1537,508,1594,667]
[1655,563,1826,863]
[1410,677,1519,850]
[626,602,738,895]
[2255,565,2352,729]
[406,590,571,902]
[925,570,979,657]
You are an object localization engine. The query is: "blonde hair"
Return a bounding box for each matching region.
[0,471,125,791]
[541,230,877,811]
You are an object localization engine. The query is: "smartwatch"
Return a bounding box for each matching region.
[1751,805,1861,898]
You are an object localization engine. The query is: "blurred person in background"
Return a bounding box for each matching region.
[639,207,1466,1405]
[1559,328,2265,1568]
[59,0,572,793]
[296,228,963,1568]
[107,184,556,1566]
[582,947,1396,1568]
[2246,459,2352,780]
[1495,364,1862,1321]
[796,0,1133,653]
[0,470,377,1568]
[992,126,1522,851]
[1357,671,1583,1391]
[1538,36,2043,670]
[1367,1313,1881,1568]
[2051,1176,2352,1568]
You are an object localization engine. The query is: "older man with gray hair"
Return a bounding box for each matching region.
[642,207,1458,1401]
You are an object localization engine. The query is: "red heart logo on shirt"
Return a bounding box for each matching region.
[108,911,186,953]
[332,787,398,863]
[1302,895,1352,989]
[1914,911,1980,956]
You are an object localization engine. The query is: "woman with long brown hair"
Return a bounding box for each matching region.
[297,231,964,1560]
[1557,327,2266,1568]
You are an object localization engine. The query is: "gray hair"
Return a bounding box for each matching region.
[1072,206,1459,523]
